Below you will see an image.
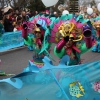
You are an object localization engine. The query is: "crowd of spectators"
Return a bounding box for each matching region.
[0,8,60,33]
[0,8,37,33]
[78,6,99,19]
[0,6,99,33]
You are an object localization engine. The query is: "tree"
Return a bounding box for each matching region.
[0,0,32,9]
[52,0,66,12]
[27,0,46,12]
[90,0,96,7]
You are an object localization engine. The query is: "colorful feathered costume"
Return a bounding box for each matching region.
[91,19,100,52]
[49,14,95,65]
[22,14,97,66]
[22,15,52,66]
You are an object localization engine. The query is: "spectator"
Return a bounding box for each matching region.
[13,23,17,32]
[7,9,14,21]
[49,12,56,18]
[21,11,29,22]
[0,10,4,21]
[26,11,31,18]
[35,11,38,15]
[30,11,36,17]
[12,13,17,22]
[15,9,19,16]
[16,16,23,31]
[8,9,15,29]
[92,13,98,18]
[3,12,14,32]
[54,12,59,18]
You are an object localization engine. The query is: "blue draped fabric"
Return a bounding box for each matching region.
[0,56,100,100]
[0,31,24,52]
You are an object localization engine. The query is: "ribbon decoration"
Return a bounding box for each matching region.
[0,78,23,89]
[66,45,81,56]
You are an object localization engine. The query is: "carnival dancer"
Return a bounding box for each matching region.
[22,16,52,66]
[92,20,100,52]
[54,22,83,65]
[32,27,45,63]
[50,14,95,65]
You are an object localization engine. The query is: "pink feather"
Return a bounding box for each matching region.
[70,18,77,24]
[55,20,63,27]
[77,22,84,29]
[46,18,51,25]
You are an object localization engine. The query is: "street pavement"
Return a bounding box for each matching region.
[0,45,100,79]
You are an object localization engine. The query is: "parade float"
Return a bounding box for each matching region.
[1,0,100,100]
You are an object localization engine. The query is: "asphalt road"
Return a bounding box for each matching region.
[0,45,100,79]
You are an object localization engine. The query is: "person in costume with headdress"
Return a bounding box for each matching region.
[32,27,45,62]
[53,21,94,65]
[92,20,100,52]
[54,22,82,65]
[22,17,51,66]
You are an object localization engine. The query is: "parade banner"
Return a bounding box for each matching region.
[0,31,24,52]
